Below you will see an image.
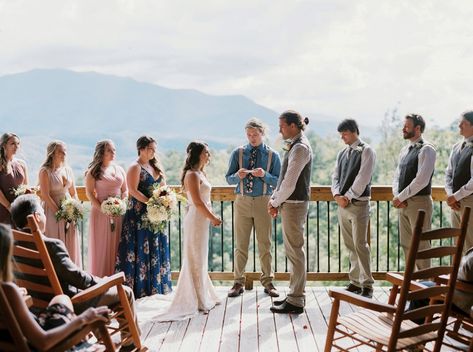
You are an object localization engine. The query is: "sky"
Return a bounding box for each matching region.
[1,0,473,128]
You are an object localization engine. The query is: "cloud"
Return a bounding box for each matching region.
[1,0,472,127]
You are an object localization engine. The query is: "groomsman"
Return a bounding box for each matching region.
[225,118,281,298]
[393,114,436,271]
[445,111,473,254]
[268,110,312,314]
[331,119,375,298]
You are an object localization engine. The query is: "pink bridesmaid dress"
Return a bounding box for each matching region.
[41,166,82,267]
[88,165,126,277]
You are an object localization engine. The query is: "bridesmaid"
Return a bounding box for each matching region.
[0,133,28,225]
[38,141,81,267]
[85,140,127,277]
[116,136,172,298]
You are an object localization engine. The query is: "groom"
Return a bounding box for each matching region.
[268,110,312,314]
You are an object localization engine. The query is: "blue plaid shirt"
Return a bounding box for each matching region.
[225,143,281,196]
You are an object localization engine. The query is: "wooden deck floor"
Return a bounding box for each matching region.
[135,286,466,352]
[135,285,381,352]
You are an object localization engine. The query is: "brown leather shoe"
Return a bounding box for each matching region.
[345,283,362,294]
[264,283,280,297]
[228,283,244,297]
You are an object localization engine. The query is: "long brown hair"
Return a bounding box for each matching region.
[279,110,309,131]
[0,133,19,174]
[40,140,67,170]
[136,136,165,180]
[0,224,13,282]
[180,141,208,186]
[87,139,113,180]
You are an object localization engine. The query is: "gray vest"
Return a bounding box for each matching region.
[453,142,473,193]
[398,140,432,196]
[278,134,312,201]
[337,142,371,197]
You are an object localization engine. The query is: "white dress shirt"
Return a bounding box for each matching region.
[392,136,436,203]
[270,133,311,208]
[331,139,376,201]
[445,136,473,200]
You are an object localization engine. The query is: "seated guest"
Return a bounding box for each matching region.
[452,246,473,315]
[408,246,473,321]
[0,223,110,351]
[10,194,141,350]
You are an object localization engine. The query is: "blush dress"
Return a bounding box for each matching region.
[41,166,82,267]
[87,165,126,277]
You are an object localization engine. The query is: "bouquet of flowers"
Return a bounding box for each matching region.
[101,196,127,232]
[142,185,180,232]
[12,184,40,197]
[55,198,84,234]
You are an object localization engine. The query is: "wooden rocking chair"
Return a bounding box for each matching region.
[324,207,471,352]
[0,282,114,352]
[434,274,473,351]
[12,214,142,351]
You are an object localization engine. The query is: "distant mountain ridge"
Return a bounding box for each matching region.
[0,69,345,149]
[0,69,380,183]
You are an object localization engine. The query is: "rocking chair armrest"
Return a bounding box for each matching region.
[386,272,427,291]
[48,320,112,352]
[71,272,125,304]
[328,288,396,313]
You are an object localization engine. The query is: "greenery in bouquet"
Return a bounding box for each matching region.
[55,198,84,234]
[142,184,183,233]
[101,196,127,232]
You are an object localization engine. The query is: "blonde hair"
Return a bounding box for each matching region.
[245,118,267,135]
[0,133,19,174]
[87,139,113,180]
[41,140,67,170]
[0,224,13,282]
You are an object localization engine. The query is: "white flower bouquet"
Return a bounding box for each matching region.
[12,184,39,197]
[101,196,127,232]
[55,198,84,234]
[142,185,180,232]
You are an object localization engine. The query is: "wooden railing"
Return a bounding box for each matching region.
[75,185,449,288]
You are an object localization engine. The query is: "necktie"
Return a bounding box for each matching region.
[246,148,257,193]
[461,141,466,151]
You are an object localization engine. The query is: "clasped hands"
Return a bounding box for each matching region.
[447,195,461,211]
[237,168,265,179]
[267,203,278,218]
[334,195,350,208]
[392,197,408,208]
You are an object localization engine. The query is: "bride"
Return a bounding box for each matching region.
[154,141,222,321]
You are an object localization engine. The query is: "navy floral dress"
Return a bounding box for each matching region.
[115,167,172,298]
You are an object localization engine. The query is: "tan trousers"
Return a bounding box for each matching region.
[451,194,473,255]
[399,195,432,271]
[338,200,374,288]
[234,195,273,286]
[281,202,308,308]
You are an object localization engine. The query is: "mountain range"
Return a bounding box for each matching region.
[0,69,377,182]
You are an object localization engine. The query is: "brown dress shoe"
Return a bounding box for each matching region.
[264,283,280,297]
[228,283,244,297]
[345,283,362,294]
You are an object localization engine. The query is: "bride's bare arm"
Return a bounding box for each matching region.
[185,172,221,226]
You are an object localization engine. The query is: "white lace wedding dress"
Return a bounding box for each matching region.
[148,172,220,321]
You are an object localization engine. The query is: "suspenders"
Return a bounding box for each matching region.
[238,146,273,195]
